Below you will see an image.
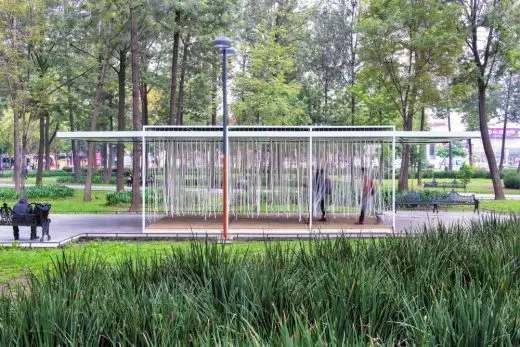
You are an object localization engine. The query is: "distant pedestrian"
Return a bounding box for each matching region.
[315,168,331,221]
[357,167,375,225]
[23,166,28,180]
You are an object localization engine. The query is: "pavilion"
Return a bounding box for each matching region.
[57,125,480,235]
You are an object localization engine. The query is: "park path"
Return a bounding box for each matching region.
[0,211,493,247]
[1,182,519,200]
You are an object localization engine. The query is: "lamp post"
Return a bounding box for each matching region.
[213,36,236,240]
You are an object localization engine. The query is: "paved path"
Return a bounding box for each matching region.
[1,182,519,199]
[0,211,491,247]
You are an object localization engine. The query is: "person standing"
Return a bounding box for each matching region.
[357,167,374,225]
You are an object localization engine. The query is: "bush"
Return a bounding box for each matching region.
[106,191,132,205]
[0,184,74,201]
[0,216,517,345]
[457,162,473,185]
[0,189,19,200]
[472,168,491,179]
[503,173,520,189]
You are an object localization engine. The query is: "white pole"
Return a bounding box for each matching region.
[308,133,313,232]
[142,136,146,233]
[392,134,396,233]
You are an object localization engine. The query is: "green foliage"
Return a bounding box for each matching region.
[457,162,473,185]
[1,170,71,178]
[0,185,74,200]
[105,191,132,205]
[435,143,467,158]
[503,174,520,189]
[0,216,518,345]
[234,27,309,125]
[56,175,118,185]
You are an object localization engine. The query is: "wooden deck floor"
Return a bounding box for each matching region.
[146,214,391,233]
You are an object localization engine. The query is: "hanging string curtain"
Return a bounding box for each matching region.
[145,136,392,224]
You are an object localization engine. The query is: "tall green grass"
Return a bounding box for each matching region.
[0,216,518,346]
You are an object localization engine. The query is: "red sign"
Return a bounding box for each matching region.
[489,128,519,138]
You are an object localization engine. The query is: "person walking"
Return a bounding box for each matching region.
[357,167,374,225]
[314,168,331,222]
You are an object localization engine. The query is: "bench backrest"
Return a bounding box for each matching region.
[0,203,12,224]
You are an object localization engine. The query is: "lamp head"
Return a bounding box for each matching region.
[213,36,231,49]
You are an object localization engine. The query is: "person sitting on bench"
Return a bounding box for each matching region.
[12,197,37,241]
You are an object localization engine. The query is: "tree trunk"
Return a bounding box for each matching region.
[468,139,473,166]
[129,1,143,212]
[102,122,110,184]
[177,34,190,125]
[168,10,181,125]
[44,112,51,170]
[417,108,425,186]
[140,83,149,126]
[499,74,512,172]
[67,75,80,179]
[83,46,110,202]
[10,17,22,193]
[398,115,413,192]
[116,48,127,192]
[499,115,507,172]
[447,109,452,171]
[36,111,45,185]
[478,82,505,200]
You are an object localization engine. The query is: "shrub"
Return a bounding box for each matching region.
[106,191,132,205]
[0,189,19,200]
[472,168,491,179]
[0,184,74,201]
[457,162,473,185]
[503,173,520,189]
[56,175,118,185]
[25,184,74,199]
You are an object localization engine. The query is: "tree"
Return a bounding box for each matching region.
[359,0,462,192]
[129,0,142,212]
[83,3,115,202]
[497,72,520,172]
[457,0,520,199]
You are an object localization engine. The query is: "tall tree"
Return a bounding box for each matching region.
[457,0,520,199]
[129,0,142,212]
[359,0,462,191]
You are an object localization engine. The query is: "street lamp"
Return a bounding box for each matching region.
[213,36,236,241]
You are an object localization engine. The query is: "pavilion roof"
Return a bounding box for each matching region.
[57,126,480,144]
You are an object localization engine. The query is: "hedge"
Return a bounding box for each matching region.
[503,174,520,189]
[56,175,119,185]
[0,184,74,200]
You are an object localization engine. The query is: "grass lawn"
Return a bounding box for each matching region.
[0,189,129,213]
[407,178,520,195]
[0,240,303,284]
[480,200,520,212]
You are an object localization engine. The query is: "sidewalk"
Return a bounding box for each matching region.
[0,211,493,248]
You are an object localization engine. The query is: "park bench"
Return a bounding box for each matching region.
[423,178,467,190]
[396,190,479,213]
[0,202,52,242]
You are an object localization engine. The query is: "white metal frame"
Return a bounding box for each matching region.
[57,125,481,233]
